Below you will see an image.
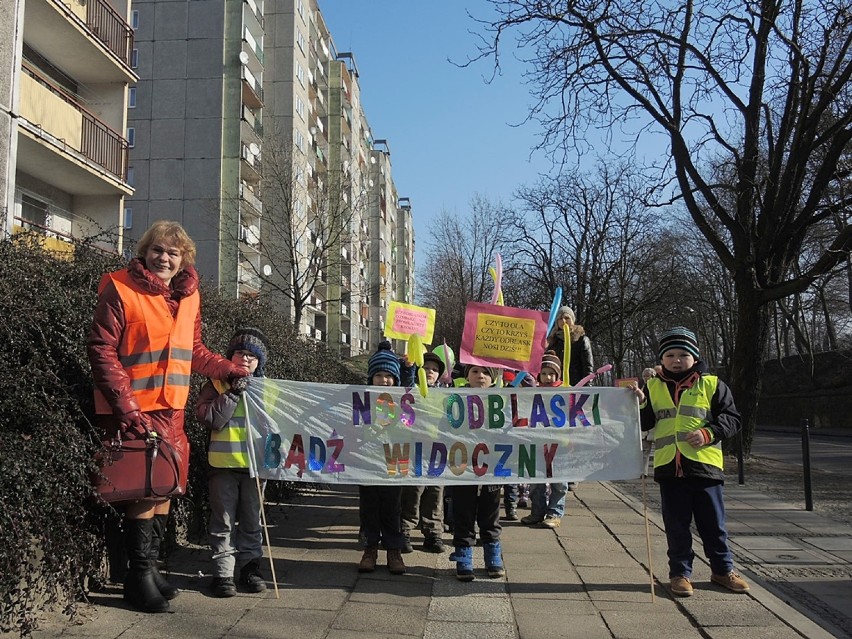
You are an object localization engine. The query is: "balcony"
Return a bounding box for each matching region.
[241,67,264,109]
[240,105,263,138]
[25,0,135,83]
[240,144,262,183]
[239,182,263,215]
[18,63,130,194]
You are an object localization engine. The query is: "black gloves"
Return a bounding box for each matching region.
[229,376,249,394]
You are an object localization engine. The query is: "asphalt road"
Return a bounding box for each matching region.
[752,429,852,475]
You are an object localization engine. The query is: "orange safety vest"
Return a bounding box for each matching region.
[94,269,199,414]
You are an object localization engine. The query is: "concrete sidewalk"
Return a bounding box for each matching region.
[21,480,852,639]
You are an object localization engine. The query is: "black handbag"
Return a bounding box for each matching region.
[94,433,184,503]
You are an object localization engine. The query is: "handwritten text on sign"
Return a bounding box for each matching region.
[242,380,642,485]
[460,302,549,373]
[384,302,436,342]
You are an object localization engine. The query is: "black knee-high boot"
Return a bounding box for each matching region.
[124,518,169,613]
[149,514,179,600]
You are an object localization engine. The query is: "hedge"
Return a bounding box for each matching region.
[0,232,361,634]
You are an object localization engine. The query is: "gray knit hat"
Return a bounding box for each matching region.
[657,326,700,360]
[558,306,576,324]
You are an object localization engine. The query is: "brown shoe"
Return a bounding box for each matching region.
[538,516,561,529]
[358,546,378,573]
[387,549,406,575]
[670,576,693,597]
[711,571,750,593]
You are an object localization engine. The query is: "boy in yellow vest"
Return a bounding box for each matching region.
[632,327,749,598]
[196,327,269,598]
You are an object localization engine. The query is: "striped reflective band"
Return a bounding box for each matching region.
[208,440,246,454]
[120,347,193,367]
[656,432,720,448]
[129,373,192,391]
[654,405,707,421]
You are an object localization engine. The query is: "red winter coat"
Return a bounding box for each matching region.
[88,259,240,490]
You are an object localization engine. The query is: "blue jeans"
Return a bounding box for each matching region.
[530,482,568,518]
[659,478,733,578]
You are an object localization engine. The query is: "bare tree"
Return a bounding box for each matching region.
[249,130,365,331]
[418,195,510,349]
[505,160,672,377]
[473,0,852,450]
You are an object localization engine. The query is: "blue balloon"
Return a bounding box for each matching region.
[546,287,563,336]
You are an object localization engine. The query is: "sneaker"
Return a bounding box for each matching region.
[503,507,519,521]
[539,516,561,528]
[212,577,236,598]
[387,549,406,575]
[358,546,378,573]
[422,537,446,553]
[670,576,693,597]
[711,571,750,593]
[401,535,414,554]
[521,514,544,525]
[239,560,266,593]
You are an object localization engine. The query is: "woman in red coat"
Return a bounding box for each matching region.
[88,220,246,613]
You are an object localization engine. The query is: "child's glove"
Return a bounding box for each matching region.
[229,376,249,394]
[119,409,150,438]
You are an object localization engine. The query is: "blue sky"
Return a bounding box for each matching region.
[320,1,553,270]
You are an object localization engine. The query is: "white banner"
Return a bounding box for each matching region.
[241,380,643,484]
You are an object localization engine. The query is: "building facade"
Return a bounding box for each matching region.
[2,0,135,253]
[124,0,414,356]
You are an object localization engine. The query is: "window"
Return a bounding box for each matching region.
[128,87,136,108]
[130,49,138,69]
[126,127,135,147]
[296,30,306,53]
[19,193,48,229]
[294,129,304,152]
[124,207,133,229]
[295,61,305,87]
[295,96,306,120]
[131,10,139,29]
[296,0,304,18]
[126,167,135,186]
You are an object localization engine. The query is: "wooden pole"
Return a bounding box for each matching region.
[256,476,280,599]
[641,472,656,603]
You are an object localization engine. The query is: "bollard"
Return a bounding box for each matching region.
[801,418,813,511]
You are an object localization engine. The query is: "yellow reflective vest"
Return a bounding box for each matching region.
[647,375,724,471]
[208,379,250,468]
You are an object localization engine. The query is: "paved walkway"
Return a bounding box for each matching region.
[19,479,852,639]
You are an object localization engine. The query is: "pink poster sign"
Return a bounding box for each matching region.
[460,302,549,374]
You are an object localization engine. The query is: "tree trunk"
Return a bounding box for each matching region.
[726,284,771,456]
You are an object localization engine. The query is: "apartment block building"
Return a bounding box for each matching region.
[123,0,414,356]
[2,0,135,252]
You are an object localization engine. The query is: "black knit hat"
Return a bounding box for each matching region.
[368,340,401,385]
[422,350,445,377]
[226,327,269,376]
[657,326,700,360]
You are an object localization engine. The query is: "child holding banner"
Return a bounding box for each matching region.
[521,351,570,528]
[196,327,270,598]
[631,327,749,598]
[357,341,407,575]
[451,364,505,581]
[400,350,446,553]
